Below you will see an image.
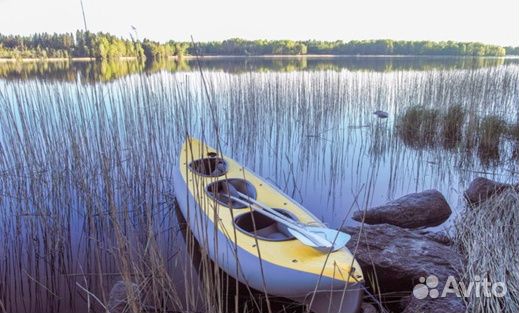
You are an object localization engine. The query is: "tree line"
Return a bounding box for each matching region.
[196,39,513,57]
[0,32,517,60]
[0,31,189,60]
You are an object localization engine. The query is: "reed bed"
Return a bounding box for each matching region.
[454,189,519,313]
[477,115,508,161]
[397,100,519,166]
[441,105,466,149]
[396,106,440,148]
[0,64,518,312]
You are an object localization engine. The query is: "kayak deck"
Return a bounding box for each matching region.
[177,138,364,285]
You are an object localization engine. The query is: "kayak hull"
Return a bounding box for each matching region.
[174,164,363,313]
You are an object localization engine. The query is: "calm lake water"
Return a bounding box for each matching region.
[1,57,518,313]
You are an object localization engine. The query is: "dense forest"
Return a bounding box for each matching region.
[196,39,514,57]
[0,31,517,60]
[0,31,189,60]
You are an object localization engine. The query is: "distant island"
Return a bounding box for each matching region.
[1,31,518,61]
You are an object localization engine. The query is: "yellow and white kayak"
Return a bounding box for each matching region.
[173,138,364,313]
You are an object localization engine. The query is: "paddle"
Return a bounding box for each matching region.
[229,195,334,250]
[233,192,351,252]
[223,185,350,252]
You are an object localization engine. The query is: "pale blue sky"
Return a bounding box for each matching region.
[0,0,518,46]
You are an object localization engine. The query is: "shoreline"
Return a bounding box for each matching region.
[180,54,518,60]
[1,54,518,63]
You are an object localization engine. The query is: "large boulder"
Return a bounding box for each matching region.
[464,177,516,205]
[343,224,465,313]
[401,295,466,313]
[415,229,453,246]
[352,190,452,229]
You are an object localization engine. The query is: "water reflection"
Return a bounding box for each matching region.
[0,56,517,82]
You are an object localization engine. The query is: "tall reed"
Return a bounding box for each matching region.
[0,63,518,312]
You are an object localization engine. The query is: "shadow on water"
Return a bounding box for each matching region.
[0,60,518,312]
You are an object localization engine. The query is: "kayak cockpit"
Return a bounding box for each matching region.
[189,157,228,177]
[206,179,257,209]
[234,209,298,241]
[206,178,298,241]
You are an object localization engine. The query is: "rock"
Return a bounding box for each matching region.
[464,177,515,205]
[361,302,378,313]
[416,229,453,246]
[352,190,452,229]
[401,294,466,313]
[108,280,154,313]
[373,110,389,118]
[343,224,465,313]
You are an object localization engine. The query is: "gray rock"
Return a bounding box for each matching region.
[343,224,465,313]
[361,302,378,313]
[464,177,515,206]
[416,229,453,246]
[108,280,154,313]
[401,294,466,313]
[352,190,452,229]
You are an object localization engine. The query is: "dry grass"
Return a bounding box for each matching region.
[455,188,519,313]
[0,76,214,313]
[0,71,374,313]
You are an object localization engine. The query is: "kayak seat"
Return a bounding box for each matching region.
[234,209,297,241]
[206,179,257,209]
[189,157,227,177]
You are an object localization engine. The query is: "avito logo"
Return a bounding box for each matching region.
[413,275,507,299]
